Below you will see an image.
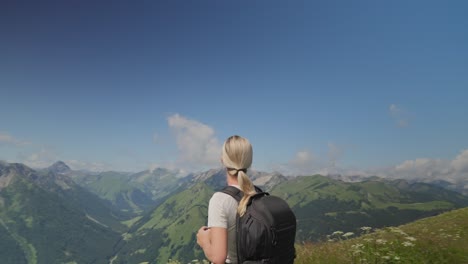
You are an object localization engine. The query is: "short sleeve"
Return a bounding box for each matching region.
[207,192,230,228]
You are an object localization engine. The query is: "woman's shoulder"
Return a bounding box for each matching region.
[211,191,236,200]
[210,191,238,205]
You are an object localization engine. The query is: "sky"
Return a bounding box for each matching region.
[1,1,468,181]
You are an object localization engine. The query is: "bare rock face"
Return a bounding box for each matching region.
[0,161,35,190]
[47,161,72,174]
[0,169,14,190]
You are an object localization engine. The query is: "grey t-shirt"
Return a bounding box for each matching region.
[207,190,239,264]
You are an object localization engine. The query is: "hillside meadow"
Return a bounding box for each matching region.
[171,207,468,264]
[295,207,468,264]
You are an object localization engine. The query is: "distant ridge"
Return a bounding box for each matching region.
[47,161,71,174]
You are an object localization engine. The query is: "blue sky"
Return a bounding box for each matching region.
[1,1,468,180]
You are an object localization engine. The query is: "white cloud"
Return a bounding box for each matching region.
[65,160,114,172]
[389,104,410,127]
[167,114,221,170]
[17,148,59,169]
[279,141,468,184]
[283,150,318,175]
[282,143,345,176]
[450,149,468,174]
[292,151,315,165]
[393,158,450,179]
[0,132,30,146]
[344,149,468,183]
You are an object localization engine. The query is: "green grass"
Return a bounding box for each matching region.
[295,207,468,263]
[121,216,143,227]
[386,200,454,211]
[83,172,134,201]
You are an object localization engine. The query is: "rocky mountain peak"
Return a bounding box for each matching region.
[48,161,71,174]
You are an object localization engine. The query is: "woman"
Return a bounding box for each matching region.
[196,135,257,264]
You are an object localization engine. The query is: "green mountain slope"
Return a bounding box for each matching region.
[112,182,213,264]
[74,171,153,213]
[72,168,187,214]
[37,165,129,232]
[271,175,468,241]
[0,162,124,264]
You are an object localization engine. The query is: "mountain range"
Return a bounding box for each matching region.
[1,160,468,263]
[0,161,125,263]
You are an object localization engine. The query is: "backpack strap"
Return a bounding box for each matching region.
[220,185,264,202]
[221,186,243,202]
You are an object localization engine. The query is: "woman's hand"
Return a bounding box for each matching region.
[197,226,211,248]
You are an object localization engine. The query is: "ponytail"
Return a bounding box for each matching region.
[221,135,255,217]
[237,170,255,217]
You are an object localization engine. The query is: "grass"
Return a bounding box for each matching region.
[121,215,143,227]
[295,207,468,263]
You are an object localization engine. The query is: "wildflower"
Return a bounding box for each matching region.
[394,256,401,260]
[363,238,373,243]
[382,256,390,260]
[360,226,372,231]
[332,231,344,236]
[351,243,364,249]
[402,241,414,247]
[389,227,407,236]
[376,239,387,245]
[405,236,417,241]
[350,244,364,256]
[342,232,354,238]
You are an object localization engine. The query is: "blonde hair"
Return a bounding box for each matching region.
[222,135,255,217]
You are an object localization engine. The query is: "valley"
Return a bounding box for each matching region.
[1,161,467,263]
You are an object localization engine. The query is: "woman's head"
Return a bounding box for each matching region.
[221,135,255,216]
[221,135,253,176]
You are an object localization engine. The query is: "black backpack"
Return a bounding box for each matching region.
[221,186,296,264]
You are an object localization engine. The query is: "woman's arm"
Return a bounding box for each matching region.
[197,226,227,264]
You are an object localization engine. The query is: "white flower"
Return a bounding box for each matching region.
[342,232,354,238]
[402,241,414,247]
[351,243,364,249]
[332,231,344,236]
[405,236,417,241]
[376,239,387,245]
